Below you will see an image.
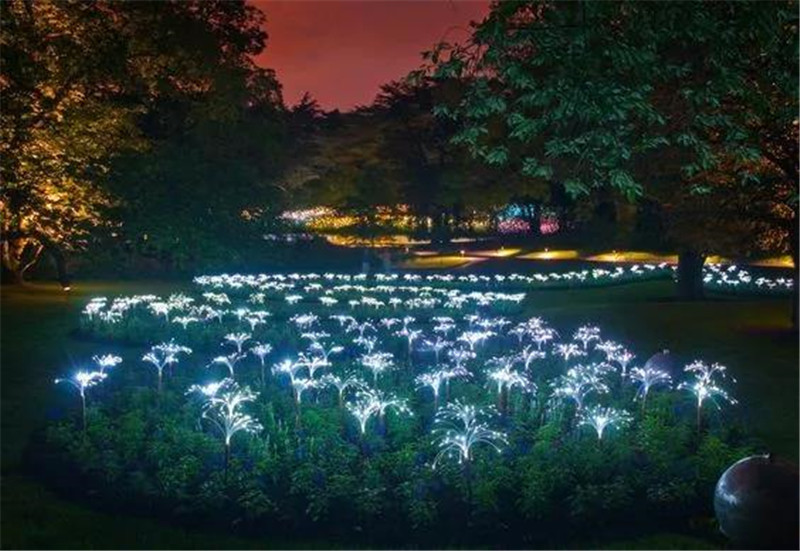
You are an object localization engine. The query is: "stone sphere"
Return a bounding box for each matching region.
[714,454,799,549]
[643,350,676,375]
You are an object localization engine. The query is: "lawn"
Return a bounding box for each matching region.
[1,275,796,549]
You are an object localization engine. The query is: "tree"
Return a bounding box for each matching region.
[427,1,798,306]
[1,0,281,282]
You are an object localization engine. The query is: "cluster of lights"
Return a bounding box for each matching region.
[60,272,745,481]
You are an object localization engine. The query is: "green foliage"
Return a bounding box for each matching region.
[1,0,289,279]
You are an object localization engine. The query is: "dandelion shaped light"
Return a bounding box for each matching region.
[245,311,270,331]
[250,343,273,387]
[395,326,423,354]
[448,348,476,370]
[285,294,303,305]
[346,392,380,435]
[379,317,400,330]
[424,337,452,365]
[224,332,252,354]
[189,378,262,472]
[301,331,331,346]
[290,312,317,329]
[309,341,344,363]
[531,327,558,350]
[291,376,323,405]
[487,357,531,395]
[209,352,246,378]
[611,349,635,378]
[363,388,413,423]
[360,352,395,384]
[331,314,356,328]
[353,335,378,353]
[143,341,192,393]
[347,320,376,338]
[553,343,587,362]
[457,330,493,352]
[93,353,122,374]
[55,370,107,430]
[173,315,200,330]
[415,369,450,408]
[628,365,671,410]
[678,360,738,429]
[521,345,546,371]
[296,352,331,379]
[578,405,632,440]
[508,324,530,344]
[596,340,623,362]
[551,363,611,410]
[272,358,304,385]
[322,373,366,406]
[149,301,172,322]
[431,400,507,469]
[573,325,601,350]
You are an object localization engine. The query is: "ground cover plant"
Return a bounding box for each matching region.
[39,272,759,547]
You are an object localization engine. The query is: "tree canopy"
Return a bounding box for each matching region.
[1,0,286,280]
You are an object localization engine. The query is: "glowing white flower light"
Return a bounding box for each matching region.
[360,352,395,384]
[379,317,400,330]
[596,340,623,362]
[223,332,252,354]
[172,315,200,330]
[296,352,331,379]
[553,343,587,362]
[190,378,262,473]
[142,341,192,393]
[346,393,380,435]
[432,401,507,468]
[551,363,611,410]
[245,311,270,331]
[395,327,423,355]
[578,405,632,440]
[448,348,476,370]
[290,312,318,329]
[531,327,558,350]
[209,352,246,378]
[285,294,303,305]
[415,370,449,408]
[678,360,738,429]
[457,330,494,351]
[321,373,366,406]
[291,376,323,405]
[573,325,601,350]
[353,335,378,353]
[347,320,376,338]
[521,345,546,371]
[149,301,172,322]
[611,349,635,377]
[250,343,273,387]
[628,365,671,410]
[423,336,452,365]
[54,369,107,430]
[93,354,122,374]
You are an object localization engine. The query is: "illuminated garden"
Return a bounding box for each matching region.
[1,1,798,549]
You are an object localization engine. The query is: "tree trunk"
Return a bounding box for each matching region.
[677,249,706,300]
[789,219,798,331]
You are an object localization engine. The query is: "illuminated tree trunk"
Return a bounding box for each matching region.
[1,234,70,288]
[789,217,798,330]
[677,249,706,300]
[1,238,43,284]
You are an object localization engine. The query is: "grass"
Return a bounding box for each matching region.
[1,277,797,549]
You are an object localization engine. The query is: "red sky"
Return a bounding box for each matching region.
[250,1,489,111]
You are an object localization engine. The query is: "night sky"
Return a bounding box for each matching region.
[251,0,489,111]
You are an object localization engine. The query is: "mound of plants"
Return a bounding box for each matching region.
[41,273,755,547]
